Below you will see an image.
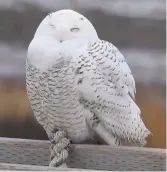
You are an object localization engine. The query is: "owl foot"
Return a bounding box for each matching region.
[49,130,71,167]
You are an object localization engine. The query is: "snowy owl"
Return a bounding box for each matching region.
[26,9,151,167]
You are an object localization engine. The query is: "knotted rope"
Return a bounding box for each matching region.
[49,131,70,167]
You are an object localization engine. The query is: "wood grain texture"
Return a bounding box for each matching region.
[0,163,89,171]
[0,137,166,171]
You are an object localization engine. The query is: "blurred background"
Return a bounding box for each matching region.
[0,0,166,148]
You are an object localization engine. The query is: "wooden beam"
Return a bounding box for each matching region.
[0,137,166,171]
[0,163,90,171]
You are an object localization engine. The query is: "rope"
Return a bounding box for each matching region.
[49,149,69,167]
[49,130,70,167]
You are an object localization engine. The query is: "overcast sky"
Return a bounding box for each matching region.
[0,0,165,20]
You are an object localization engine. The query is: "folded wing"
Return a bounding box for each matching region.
[76,40,150,146]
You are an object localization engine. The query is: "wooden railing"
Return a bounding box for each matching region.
[0,137,166,171]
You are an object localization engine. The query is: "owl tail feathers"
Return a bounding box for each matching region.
[138,125,152,147]
[98,99,152,147]
[130,99,152,146]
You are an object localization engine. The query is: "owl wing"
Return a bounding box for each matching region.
[111,43,136,99]
[90,40,136,99]
[76,40,150,146]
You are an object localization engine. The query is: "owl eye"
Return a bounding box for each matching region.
[70,28,80,32]
[49,24,55,28]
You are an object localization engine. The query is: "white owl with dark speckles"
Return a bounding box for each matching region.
[26,9,151,147]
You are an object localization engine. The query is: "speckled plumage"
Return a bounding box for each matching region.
[26,57,90,143]
[26,10,150,148]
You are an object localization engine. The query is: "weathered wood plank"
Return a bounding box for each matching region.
[0,163,90,171]
[0,137,166,171]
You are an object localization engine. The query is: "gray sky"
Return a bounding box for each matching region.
[0,0,165,20]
